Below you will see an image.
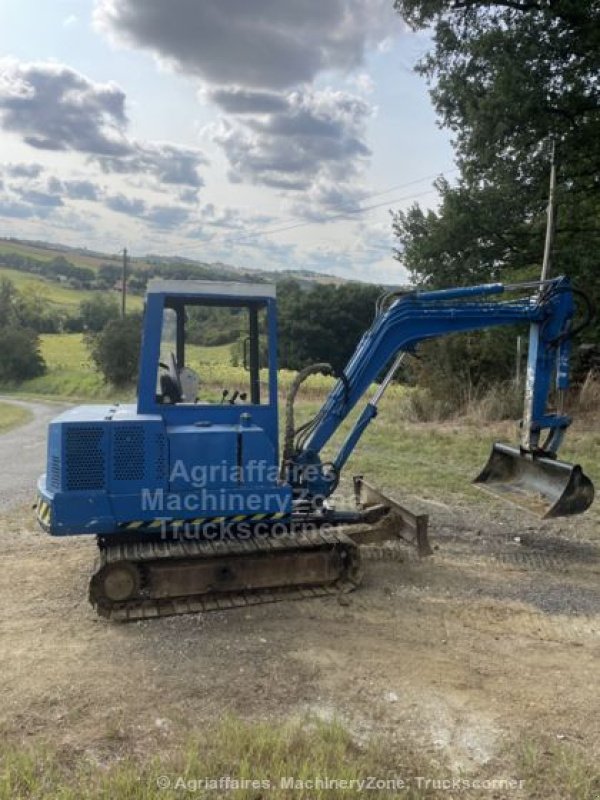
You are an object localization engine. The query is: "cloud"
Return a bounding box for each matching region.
[0,58,129,155]
[105,192,146,216]
[64,179,101,201]
[0,198,38,219]
[213,88,372,191]
[0,59,207,187]
[46,176,101,201]
[178,187,200,204]
[16,188,64,208]
[95,0,398,90]
[288,179,367,221]
[97,142,206,187]
[4,162,44,178]
[349,72,376,95]
[103,192,191,230]
[208,88,289,115]
[144,204,190,229]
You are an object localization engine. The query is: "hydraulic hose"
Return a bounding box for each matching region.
[280,363,333,478]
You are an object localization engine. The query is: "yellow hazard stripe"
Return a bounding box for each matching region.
[37,500,51,526]
[118,511,290,530]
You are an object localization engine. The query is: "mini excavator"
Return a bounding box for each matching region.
[37,276,594,620]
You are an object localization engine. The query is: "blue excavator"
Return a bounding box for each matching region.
[36,275,594,620]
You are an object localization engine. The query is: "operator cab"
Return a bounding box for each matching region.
[146,280,274,408]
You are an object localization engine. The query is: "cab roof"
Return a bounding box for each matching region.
[147,279,276,299]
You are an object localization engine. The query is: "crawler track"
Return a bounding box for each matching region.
[89,528,363,621]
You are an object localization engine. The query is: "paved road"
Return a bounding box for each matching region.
[0,397,68,512]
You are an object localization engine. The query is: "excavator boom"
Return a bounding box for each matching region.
[285,276,594,519]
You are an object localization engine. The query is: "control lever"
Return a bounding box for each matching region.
[221,389,229,404]
[229,390,239,404]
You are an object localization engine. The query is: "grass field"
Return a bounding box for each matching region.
[10,333,357,403]
[0,716,432,800]
[0,400,31,433]
[1,717,597,799]
[2,716,597,800]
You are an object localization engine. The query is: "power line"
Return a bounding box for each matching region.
[230,187,441,245]
[173,166,456,254]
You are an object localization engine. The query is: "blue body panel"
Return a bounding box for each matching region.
[39,403,290,536]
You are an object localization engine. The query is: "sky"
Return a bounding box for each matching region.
[0,0,454,283]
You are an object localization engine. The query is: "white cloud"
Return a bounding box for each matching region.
[0,59,207,187]
[213,88,372,192]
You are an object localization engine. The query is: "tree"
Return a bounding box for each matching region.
[87,315,142,386]
[79,294,120,332]
[0,327,46,382]
[277,281,382,372]
[390,0,600,411]
[0,279,46,382]
[392,0,600,311]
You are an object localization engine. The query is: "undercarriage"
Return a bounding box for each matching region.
[89,478,430,621]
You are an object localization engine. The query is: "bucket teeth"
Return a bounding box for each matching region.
[474,442,594,519]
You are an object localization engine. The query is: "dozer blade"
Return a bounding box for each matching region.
[353,476,432,555]
[474,442,594,519]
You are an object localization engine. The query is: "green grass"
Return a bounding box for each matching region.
[0,400,31,433]
[13,333,124,401]
[0,267,143,315]
[0,716,433,800]
[11,334,346,404]
[518,738,600,800]
[4,718,597,800]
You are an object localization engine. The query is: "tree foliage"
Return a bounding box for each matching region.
[392,0,600,310]
[277,281,382,372]
[390,0,600,409]
[0,279,46,382]
[79,294,120,332]
[87,315,142,387]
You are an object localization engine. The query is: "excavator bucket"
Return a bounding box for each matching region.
[474,442,594,519]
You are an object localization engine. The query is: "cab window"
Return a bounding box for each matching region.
[156,299,269,405]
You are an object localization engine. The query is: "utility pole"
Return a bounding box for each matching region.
[121,247,128,318]
[540,140,557,283]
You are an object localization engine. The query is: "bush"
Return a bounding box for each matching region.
[405,326,523,414]
[87,315,142,386]
[0,326,46,382]
[79,294,120,332]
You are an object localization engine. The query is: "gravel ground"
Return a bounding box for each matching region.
[0,396,68,511]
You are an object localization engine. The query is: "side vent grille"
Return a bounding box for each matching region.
[113,427,145,481]
[66,427,106,490]
[155,432,166,481]
[48,455,61,491]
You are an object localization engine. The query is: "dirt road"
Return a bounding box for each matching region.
[0,396,67,511]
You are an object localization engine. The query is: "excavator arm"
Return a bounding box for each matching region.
[286,276,594,518]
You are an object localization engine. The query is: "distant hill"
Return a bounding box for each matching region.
[0,236,356,290]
